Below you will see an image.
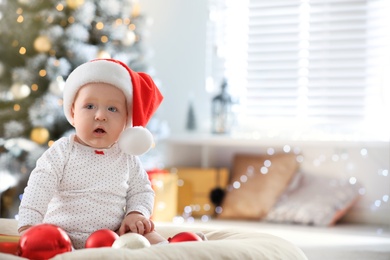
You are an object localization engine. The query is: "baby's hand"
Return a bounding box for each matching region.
[118,212,155,236]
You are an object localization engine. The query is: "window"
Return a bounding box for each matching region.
[207,0,390,140]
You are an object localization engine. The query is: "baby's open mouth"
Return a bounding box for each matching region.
[94,128,106,133]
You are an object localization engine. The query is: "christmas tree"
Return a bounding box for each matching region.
[0,0,153,218]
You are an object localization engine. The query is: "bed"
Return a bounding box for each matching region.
[2,218,390,260]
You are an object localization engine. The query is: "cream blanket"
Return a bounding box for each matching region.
[0,218,307,260]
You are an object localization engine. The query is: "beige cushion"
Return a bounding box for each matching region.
[218,153,299,220]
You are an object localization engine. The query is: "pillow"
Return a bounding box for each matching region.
[265,173,361,226]
[218,152,299,220]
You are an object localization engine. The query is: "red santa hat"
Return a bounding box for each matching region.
[63,58,163,155]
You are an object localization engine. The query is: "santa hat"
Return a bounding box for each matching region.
[63,59,163,155]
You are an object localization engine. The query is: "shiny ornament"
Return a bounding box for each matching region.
[49,77,65,96]
[18,224,72,260]
[66,0,85,9]
[112,233,151,249]
[10,83,31,100]
[30,127,50,145]
[33,35,52,53]
[168,232,203,243]
[97,50,111,59]
[122,31,136,46]
[85,229,119,248]
[0,241,19,255]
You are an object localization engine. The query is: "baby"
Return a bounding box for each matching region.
[18,59,166,249]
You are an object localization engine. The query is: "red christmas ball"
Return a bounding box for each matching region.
[85,229,119,248]
[168,232,203,243]
[18,223,72,260]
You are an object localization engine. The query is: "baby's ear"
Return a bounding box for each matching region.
[70,105,75,125]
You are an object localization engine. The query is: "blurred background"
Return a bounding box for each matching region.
[0,0,389,226]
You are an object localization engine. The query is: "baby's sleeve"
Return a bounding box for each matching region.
[124,156,155,218]
[18,138,69,230]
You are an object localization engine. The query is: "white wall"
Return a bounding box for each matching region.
[140,1,390,226]
[141,0,211,133]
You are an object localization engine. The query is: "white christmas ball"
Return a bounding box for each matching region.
[122,30,136,46]
[112,233,151,249]
[33,35,52,53]
[97,50,111,59]
[118,127,153,156]
[11,83,31,99]
[18,0,32,5]
[49,77,65,96]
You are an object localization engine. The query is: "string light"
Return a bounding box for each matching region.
[115,19,123,26]
[101,36,108,43]
[13,104,21,111]
[17,15,24,23]
[31,84,39,91]
[39,69,47,77]
[56,4,64,11]
[96,22,104,30]
[240,175,248,183]
[349,177,357,185]
[267,147,275,155]
[380,169,388,177]
[19,47,26,55]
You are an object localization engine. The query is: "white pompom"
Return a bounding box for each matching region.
[118,127,153,156]
[112,233,151,249]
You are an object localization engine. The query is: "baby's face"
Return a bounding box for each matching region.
[71,82,128,149]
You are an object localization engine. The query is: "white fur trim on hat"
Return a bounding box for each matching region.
[63,60,133,125]
[118,127,154,156]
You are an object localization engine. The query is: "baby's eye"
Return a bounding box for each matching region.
[108,106,118,112]
[85,104,95,109]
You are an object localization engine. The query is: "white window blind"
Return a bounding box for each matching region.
[207,0,390,140]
